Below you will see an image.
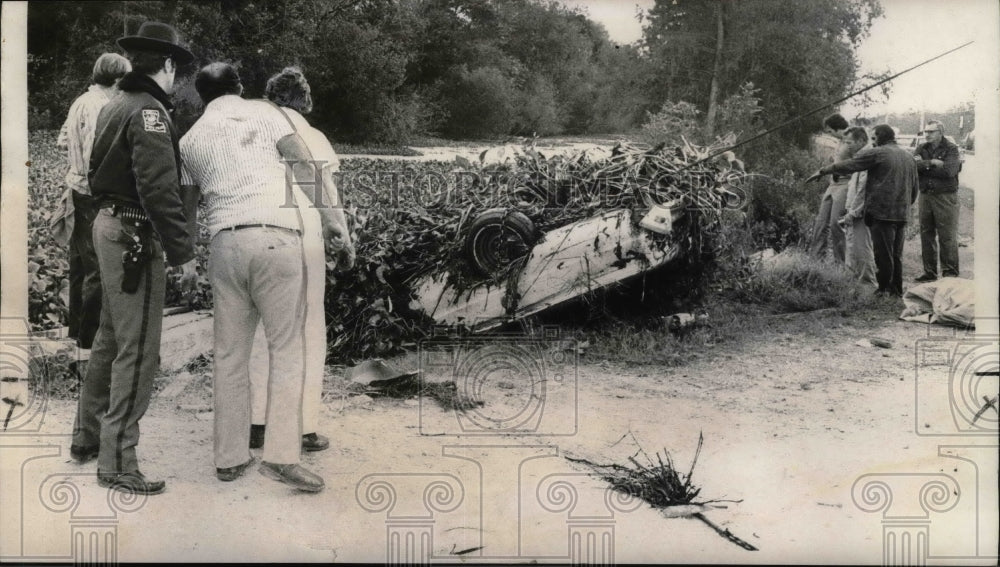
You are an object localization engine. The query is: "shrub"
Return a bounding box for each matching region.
[729,248,878,313]
[639,100,702,147]
[26,130,71,331]
[369,91,443,145]
[513,74,563,136]
[439,65,519,139]
[714,82,764,142]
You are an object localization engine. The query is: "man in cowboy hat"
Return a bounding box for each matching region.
[71,21,198,496]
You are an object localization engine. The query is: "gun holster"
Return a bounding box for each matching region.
[120,222,152,294]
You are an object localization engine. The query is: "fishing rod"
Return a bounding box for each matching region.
[678,40,975,172]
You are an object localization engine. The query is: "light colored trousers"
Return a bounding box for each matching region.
[844,218,877,286]
[250,204,326,435]
[809,179,849,263]
[210,227,306,467]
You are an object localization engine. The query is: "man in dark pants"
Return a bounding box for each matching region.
[53,53,131,349]
[70,21,198,495]
[913,120,962,281]
[808,124,919,296]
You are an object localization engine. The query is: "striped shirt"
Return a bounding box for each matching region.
[57,84,116,194]
[179,95,299,237]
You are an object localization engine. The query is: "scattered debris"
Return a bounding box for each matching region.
[869,338,892,349]
[450,545,485,556]
[566,432,757,551]
[347,359,420,391]
[666,313,696,332]
[420,381,484,411]
[344,358,483,410]
[183,352,213,374]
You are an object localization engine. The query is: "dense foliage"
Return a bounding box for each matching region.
[640,0,884,146]
[26,131,71,331]
[28,0,648,141]
[29,0,885,145]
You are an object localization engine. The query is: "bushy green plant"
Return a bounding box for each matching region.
[439,65,519,139]
[368,91,443,145]
[729,248,878,312]
[714,82,764,142]
[26,131,70,331]
[639,100,702,147]
[513,74,563,136]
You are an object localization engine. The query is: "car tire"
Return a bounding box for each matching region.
[464,209,539,276]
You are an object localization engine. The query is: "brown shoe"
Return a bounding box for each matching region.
[258,462,324,492]
[217,457,256,482]
[302,432,329,452]
[97,470,166,495]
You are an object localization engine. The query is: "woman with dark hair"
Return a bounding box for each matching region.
[247,67,353,453]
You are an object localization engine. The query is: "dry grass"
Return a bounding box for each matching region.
[732,249,881,313]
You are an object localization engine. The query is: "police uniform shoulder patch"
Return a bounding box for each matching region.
[142,109,167,133]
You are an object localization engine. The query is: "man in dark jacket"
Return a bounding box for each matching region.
[70,21,198,496]
[913,120,962,281]
[808,124,919,296]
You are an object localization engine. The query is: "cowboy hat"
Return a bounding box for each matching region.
[117,21,194,65]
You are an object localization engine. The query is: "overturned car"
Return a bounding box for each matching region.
[410,201,690,332]
[331,142,745,359]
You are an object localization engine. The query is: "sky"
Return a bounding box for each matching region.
[562,0,999,118]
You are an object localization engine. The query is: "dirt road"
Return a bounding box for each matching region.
[3,293,996,564]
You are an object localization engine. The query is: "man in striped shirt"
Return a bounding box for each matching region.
[180,63,345,493]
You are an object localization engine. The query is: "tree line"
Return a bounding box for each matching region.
[28,0,885,148]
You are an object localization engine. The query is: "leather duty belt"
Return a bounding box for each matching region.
[101,203,149,224]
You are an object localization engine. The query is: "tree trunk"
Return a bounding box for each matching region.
[705,1,725,138]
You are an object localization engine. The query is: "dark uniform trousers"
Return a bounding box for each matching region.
[918,191,960,278]
[68,190,102,349]
[869,219,906,296]
[73,210,165,474]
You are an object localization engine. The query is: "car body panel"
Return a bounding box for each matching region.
[410,206,686,332]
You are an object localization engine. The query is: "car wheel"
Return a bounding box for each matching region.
[464,209,539,276]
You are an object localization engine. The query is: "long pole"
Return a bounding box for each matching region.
[679,41,975,172]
